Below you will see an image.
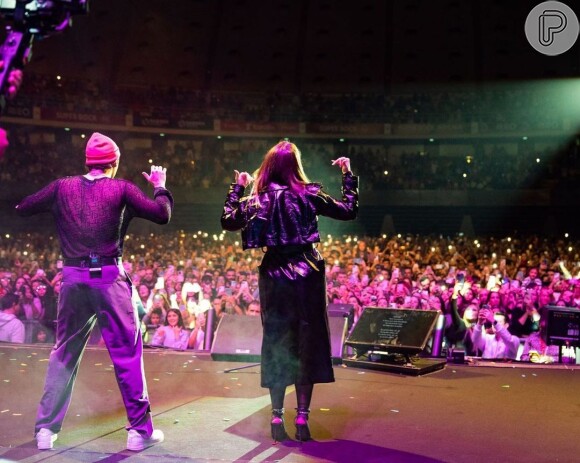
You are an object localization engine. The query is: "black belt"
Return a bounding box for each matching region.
[264,244,314,254]
[63,256,122,267]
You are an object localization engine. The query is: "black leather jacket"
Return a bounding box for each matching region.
[221,172,358,249]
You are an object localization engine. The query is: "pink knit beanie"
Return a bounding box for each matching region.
[85,132,120,166]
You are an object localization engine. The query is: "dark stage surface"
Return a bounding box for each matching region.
[1,344,579,463]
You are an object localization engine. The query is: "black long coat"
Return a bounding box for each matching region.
[221,173,358,387]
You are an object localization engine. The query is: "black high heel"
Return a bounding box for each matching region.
[271,408,289,442]
[295,408,311,441]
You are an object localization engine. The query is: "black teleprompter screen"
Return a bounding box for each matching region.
[345,307,440,354]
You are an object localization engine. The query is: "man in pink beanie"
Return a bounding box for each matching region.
[16,132,172,451]
[85,132,121,166]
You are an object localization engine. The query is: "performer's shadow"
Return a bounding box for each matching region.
[233,439,445,463]
[227,406,445,463]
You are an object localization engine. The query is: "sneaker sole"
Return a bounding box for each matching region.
[127,436,164,451]
[37,436,57,450]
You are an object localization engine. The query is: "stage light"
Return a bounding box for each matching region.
[4,234,9,238]
[565,233,569,238]
[429,138,435,142]
[522,136,528,140]
[536,158,541,163]
[384,170,388,175]
[569,246,573,252]
[463,173,467,178]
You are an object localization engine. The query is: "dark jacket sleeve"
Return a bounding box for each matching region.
[312,172,358,221]
[221,183,247,231]
[450,297,463,328]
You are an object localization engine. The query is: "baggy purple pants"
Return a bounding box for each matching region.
[34,264,154,437]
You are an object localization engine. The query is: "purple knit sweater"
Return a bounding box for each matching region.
[16,176,173,259]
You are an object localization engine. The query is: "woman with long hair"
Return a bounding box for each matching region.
[221,140,358,442]
[150,308,189,350]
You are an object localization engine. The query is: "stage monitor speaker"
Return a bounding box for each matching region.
[210,314,263,362]
[328,315,348,364]
[343,307,446,376]
[545,306,580,347]
[345,307,440,355]
[328,303,355,330]
[210,313,348,365]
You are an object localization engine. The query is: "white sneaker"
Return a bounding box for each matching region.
[126,429,164,451]
[36,428,58,450]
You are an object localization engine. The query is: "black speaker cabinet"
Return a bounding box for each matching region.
[328,315,348,364]
[210,314,263,362]
[210,313,348,364]
[328,303,355,330]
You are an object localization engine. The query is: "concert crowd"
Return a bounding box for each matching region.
[1,231,579,362]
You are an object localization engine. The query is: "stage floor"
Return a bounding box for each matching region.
[1,344,580,463]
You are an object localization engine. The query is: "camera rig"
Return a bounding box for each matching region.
[0,0,89,102]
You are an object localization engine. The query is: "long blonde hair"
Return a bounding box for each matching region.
[250,141,310,201]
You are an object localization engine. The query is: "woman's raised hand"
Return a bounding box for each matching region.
[234,170,253,187]
[331,157,351,174]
